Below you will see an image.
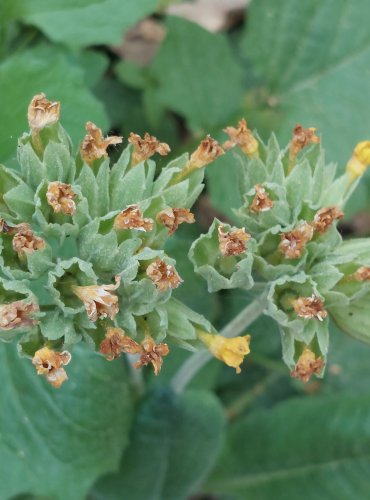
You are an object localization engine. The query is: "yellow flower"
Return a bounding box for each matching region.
[199,332,251,373]
[346,141,370,180]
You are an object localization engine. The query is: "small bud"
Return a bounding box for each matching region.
[218,226,251,257]
[0,218,12,234]
[32,347,71,388]
[346,141,370,180]
[73,276,121,322]
[279,222,314,259]
[289,124,320,164]
[291,347,324,383]
[134,336,169,376]
[128,132,170,166]
[293,295,328,321]
[353,266,370,281]
[156,207,195,235]
[199,331,251,374]
[223,118,259,156]
[80,121,122,165]
[0,300,38,330]
[28,93,60,132]
[188,135,224,169]
[100,327,142,361]
[249,184,274,213]
[12,224,45,257]
[113,204,153,232]
[312,207,343,234]
[46,182,77,215]
[146,258,183,292]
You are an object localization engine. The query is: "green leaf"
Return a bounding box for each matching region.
[92,388,225,500]
[207,393,370,499]
[0,342,132,500]
[150,16,244,130]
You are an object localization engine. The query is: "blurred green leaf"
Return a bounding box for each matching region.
[207,393,370,499]
[0,343,132,500]
[92,388,225,500]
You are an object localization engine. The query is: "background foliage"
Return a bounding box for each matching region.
[1,0,370,498]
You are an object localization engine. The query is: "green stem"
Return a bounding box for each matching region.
[171,290,268,393]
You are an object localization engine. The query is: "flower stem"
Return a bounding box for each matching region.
[171,290,268,393]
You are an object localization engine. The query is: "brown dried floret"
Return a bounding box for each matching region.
[80,121,122,165]
[32,347,71,388]
[156,207,195,235]
[292,295,328,321]
[188,135,224,169]
[223,118,259,156]
[279,222,314,259]
[128,132,170,166]
[12,224,45,257]
[218,226,251,257]
[353,266,370,281]
[113,204,153,232]
[0,300,39,330]
[291,347,324,383]
[249,184,274,213]
[289,124,320,163]
[312,207,344,234]
[28,93,60,132]
[100,327,142,361]
[146,258,182,292]
[73,276,121,322]
[46,182,77,215]
[134,336,169,376]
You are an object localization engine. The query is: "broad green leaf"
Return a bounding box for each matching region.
[0,342,132,500]
[92,388,225,500]
[207,393,370,499]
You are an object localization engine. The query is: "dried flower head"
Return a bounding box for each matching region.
[293,295,328,321]
[146,258,182,292]
[113,204,153,232]
[32,347,71,388]
[80,121,122,165]
[100,327,142,361]
[28,93,60,132]
[46,182,77,215]
[199,332,251,374]
[279,222,314,259]
[134,336,170,376]
[312,207,344,234]
[289,124,320,162]
[218,226,251,257]
[12,224,45,257]
[188,135,224,169]
[156,207,195,235]
[249,184,274,213]
[353,266,370,281]
[223,118,259,156]
[128,132,170,166]
[0,300,38,330]
[291,347,324,383]
[346,141,370,180]
[73,276,121,322]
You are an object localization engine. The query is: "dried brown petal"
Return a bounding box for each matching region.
[28,93,60,131]
[134,336,169,376]
[32,347,71,388]
[100,327,142,361]
[293,295,328,321]
[279,222,314,259]
[128,132,170,166]
[156,207,195,235]
[189,135,224,169]
[353,266,370,281]
[146,258,182,292]
[0,300,38,330]
[12,224,45,257]
[289,124,320,162]
[80,121,122,165]
[291,347,324,383]
[73,276,121,322]
[218,226,251,257]
[312,207,344,234]
[249,184,274,213]
[113,204,153,232]
[46,182,77,215]
[223,119,259,156]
